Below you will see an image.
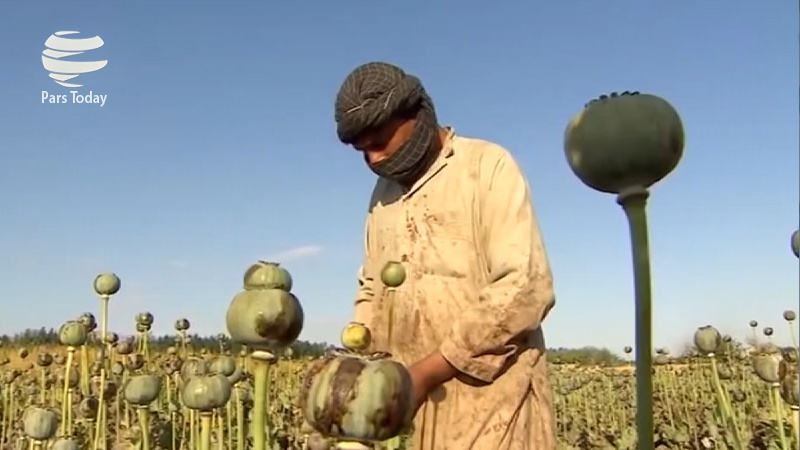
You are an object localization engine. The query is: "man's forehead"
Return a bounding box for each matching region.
[353,132,377,147]
[352,125,388,149]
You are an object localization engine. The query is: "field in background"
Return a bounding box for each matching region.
[0,334,796,450]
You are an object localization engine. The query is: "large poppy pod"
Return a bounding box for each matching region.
[226,289,304,349]
[564,91,684,194]
[300,353,415,443]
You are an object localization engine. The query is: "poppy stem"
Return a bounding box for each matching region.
[617,185,654,450]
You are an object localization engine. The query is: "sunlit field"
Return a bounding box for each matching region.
[0,305,796,450]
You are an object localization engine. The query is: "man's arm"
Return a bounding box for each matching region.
[436,146,555,384]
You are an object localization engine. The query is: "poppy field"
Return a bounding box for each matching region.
[0,305,796,450]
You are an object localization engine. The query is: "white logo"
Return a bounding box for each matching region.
[42,31,107,88]
[41,31,108,107]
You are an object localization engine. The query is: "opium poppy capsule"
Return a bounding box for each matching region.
[753,353,781,383]
[299,353,414,442]
[340,322,372,352]
[124,373,162,406]
[243,260,293,291]
[380,261,406,288]
[93,273,121,296]
[227,261,304,350]
[564,91,684,195]
[23,407,58,441]
[181,374,232,412]
[59,320,88,348]
[693,325,721,356]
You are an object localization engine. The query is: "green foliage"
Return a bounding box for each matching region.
[547,346,626,366]
[0,327,332,359]
[0,328,629,364]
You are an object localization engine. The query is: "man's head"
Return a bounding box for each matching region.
[351,111,418,166]
[335,62,442,186]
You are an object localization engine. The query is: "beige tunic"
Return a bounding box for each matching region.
[352,128,556,450]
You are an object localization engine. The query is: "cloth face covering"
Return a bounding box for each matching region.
[363,105,439,185]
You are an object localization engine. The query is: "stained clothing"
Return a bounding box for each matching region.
[352,129,556,450]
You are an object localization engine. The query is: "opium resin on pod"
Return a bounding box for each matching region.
[225,288,304,349]
[300,354,414,442]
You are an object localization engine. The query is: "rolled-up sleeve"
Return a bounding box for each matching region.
[439,147,555,383]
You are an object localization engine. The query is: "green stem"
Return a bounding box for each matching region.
[80,345,90,396]
[709,356,744,450]
[1,386,8,444]
[100,405,108,448]
[93,294,110,450]
[226,401,233,450]
[265,364,272,444]
[190,409,197,450]
[772,383,789,450]
[67,388,73,436]
[200,413,212,450]
[39,368,46,405]
[252,353,270,450]
[236,386,245,450]
[617,186,654,450]
[114,393,121,443]
[166,377,175,450]
[386,288,396,349]
[787,322,798,349]
[170,412,177,450]
[87,419,95,449]
[137,407,151,450]
[7,383,14,443]
[180,330,186,358]
[61,348,75,437]
[217,410,225,450]
[144,333,151,369]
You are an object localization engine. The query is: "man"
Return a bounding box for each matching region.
[335,62,556,450]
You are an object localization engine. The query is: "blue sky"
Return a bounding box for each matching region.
[0,1,797,355]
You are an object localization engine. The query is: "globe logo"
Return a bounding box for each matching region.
[42,31,108,88]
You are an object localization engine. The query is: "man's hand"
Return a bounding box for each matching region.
[407,351,459,413]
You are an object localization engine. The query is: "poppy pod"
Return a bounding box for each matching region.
[93,273,121,296]
[380,261,406,288]
[227,261,304,349]
[123,374,162,406]
[226,288,304,349]
[564,92,684,194]
[181,374,232,412]
[340,322,372,352]
[23,407,58,441]
[693,326,721,355]
[243,261,293,291]
[753,353,781,384]
[300,353,415,443]
[59,320,88,347]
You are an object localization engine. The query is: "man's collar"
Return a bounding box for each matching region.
[441,126,456,158]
